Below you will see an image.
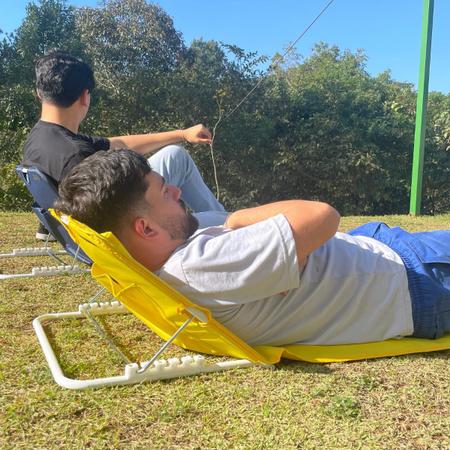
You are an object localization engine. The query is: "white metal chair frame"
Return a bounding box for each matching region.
[0,238,89,280]
[33,298,264,390]
[0,165,91,280]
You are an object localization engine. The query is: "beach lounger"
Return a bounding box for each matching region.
[0,166,89,280]
[31,210,450,389]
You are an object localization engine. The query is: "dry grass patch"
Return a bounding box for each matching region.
[1,212,449,449]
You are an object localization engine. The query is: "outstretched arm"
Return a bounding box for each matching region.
[225,200,340,268]
[108,124,212,154]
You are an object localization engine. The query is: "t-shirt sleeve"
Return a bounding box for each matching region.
[61,135,110,179]
[162,214,300,306]
[77,134,110,151]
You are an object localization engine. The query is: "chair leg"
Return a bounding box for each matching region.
[33,301,263,390]
[0,246,67,258]
[0,243,89,280]
[0,265,89,280]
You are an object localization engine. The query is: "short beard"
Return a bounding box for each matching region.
[185,212,199,239]
[160,210,199,241]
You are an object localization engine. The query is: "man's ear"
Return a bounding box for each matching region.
[79,89,90,107]
[133,217,158,240]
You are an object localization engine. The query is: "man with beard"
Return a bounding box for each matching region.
[55,150,450,346]
[22,50,226,240]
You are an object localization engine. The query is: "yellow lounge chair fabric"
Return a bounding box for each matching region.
[51,209,450,364]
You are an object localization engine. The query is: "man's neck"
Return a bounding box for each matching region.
[40,103,81,134]
[120,232,182,273]
[135,242,180,273]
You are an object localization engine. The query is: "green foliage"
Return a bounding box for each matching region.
[7,0,86,100]
[422,92,450,213]
[325,396,361,419]
[264,45,417,214]
[0,33,37,169]
[0,163,32,211]
[76,0,185,135]
[0,1,449,215]
[174,39,273,209]
[0,0,85,207]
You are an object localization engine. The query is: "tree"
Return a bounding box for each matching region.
[14,0,85,79]
[263,44,417,214]
[173,39,275,208]
[0,1,448,214]
[0,0,83,210]
[76,0,185,135]
[421,92,450,213]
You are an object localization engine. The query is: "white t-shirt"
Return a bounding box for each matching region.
[157,214,414,345]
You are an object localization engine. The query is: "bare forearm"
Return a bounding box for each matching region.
[108,123,212,155]
[226,200,340,263]
[226,200,305,229]
[109,130,185,155]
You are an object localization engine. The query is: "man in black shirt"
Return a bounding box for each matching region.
[23,51,225,240]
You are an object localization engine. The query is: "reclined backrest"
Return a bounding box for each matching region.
[50,209,450,365]
[50,209,277,364]
[16,165,92,266]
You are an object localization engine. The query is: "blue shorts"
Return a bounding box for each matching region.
[349,222,450,339]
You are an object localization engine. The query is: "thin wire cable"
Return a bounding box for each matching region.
[209,0,336,199]
[223,0,336,121]
[209,99,224,200]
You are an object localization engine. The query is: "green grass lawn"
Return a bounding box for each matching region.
[1,212,449,449]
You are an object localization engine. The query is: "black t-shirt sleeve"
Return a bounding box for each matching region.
[22,121,111,184]
[77,134,110,151]
[61,136,110,179]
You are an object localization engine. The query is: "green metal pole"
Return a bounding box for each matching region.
[409,0,434,215]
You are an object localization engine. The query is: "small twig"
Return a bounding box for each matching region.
[210,97,224,201]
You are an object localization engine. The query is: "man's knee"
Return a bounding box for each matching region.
[148,144,193,185]
[155,144,189,164]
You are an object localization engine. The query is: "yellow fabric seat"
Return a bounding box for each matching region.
[51,210,450,365]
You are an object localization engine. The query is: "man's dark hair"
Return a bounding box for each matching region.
[35,50,95,107]
[55,150,151,234]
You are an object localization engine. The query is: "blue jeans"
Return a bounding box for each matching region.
[349,222,450,339]
[148,145,228,228]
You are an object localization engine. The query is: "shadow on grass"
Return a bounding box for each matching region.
[40,317,127,380]
[399,349,450,361]
[38,309,450,384]
[275,346,450,374]
[276,359,334,374]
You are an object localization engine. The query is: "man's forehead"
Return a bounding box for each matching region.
[144,171,161,196]
[147,170,162,185]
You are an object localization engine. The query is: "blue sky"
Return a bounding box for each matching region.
[2,0,449,93]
